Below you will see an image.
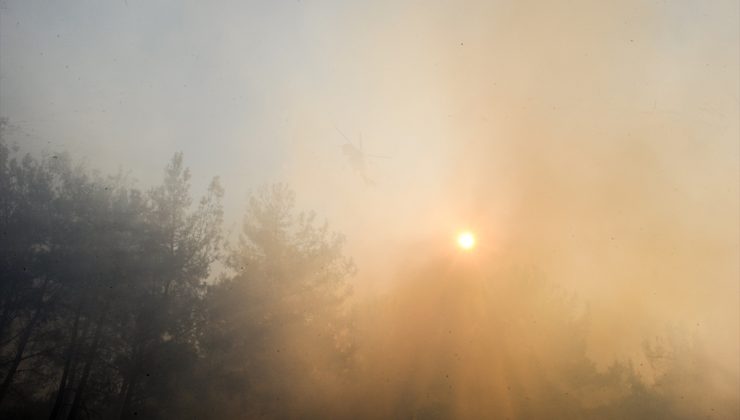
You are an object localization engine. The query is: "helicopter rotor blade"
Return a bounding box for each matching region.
[333,125,352,144]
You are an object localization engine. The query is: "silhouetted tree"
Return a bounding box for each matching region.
[0,130,223,419]
[200,183,355,418]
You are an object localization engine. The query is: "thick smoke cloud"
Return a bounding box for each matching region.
[0,0,737,418]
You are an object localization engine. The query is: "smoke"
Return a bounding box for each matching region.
[274,0,739,416]
[1,0,737,417]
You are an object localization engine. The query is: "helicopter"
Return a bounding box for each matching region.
[334,126,389,185]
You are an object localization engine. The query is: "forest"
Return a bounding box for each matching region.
[1,117,737,419]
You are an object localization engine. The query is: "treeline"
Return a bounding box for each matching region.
[0,121,354,419]
[0,119,737,419]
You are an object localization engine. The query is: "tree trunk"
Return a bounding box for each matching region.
[0,303,44,405]
[66,310,105,420]
[0,301,13,345]
[49,307,82,420]
[117,364,140,420]
[0,277,21,343]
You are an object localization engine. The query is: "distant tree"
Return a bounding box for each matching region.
[200,183,355,418]
[0,133,62,408]
[0,129,224,419]
[0,130,142,417]
[110,153,223,420]
[345,263,739,419]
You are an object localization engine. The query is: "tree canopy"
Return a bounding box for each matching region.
[0,128,736,419]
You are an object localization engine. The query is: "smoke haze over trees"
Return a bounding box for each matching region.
[1,0,738,418]
[0,121,736,419]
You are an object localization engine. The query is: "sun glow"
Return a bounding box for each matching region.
[457,231,476,250]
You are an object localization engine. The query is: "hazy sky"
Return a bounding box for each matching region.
[1,0,738,369]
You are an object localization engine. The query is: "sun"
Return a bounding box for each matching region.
[457,231,476,250]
